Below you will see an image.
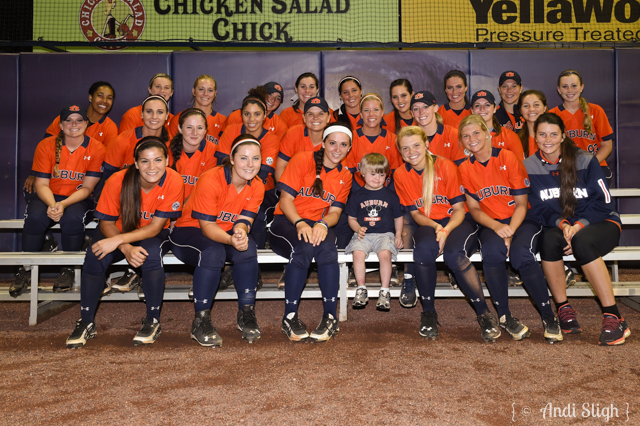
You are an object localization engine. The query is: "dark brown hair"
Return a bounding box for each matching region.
[389,79,413,136]
[312,122,352,196]
[443,70,469,105]
[293,72,319,112]
[169,108,207,170]
[517,89,548,157]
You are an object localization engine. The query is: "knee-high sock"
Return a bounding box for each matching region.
[142,268,165,320]
[284,264,308,316]
[414,262,437,312]
[234,261,259,309]
[193,266,221,312]
[482,264,511,318]
[80,272,104,323]
[317,263,339,317]
[519,262,555,320]
[453,263,489,315]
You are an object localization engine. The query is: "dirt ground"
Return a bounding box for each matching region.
[1,290,640,425]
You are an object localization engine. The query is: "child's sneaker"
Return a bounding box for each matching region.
[599,314,631,346]
[352,288,368,309]
[558,304,582,334]
[376,290,391,312]
[399,274,417,308]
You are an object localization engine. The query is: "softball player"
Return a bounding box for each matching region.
[524,113,629,346]
[383,79,416,135]
[280,73,322,128]
[216,87,280,249]
[170,135,265,346]
[549,70,614,186]
[223,81,288,141]
[119,73,174,134]
[332,76,363,130]
[518,90,548,158]
[269,123,352,343]
[395,126,501,342]
[167,75,226,145]
[495,71,524,132]
[458,115,561,344]
[10,105,106,297]
[470,90,524,160]
[65,137,184,348]
[438,70,471,129]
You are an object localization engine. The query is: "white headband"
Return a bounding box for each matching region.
[360,94,383,107]
[230,138,261,156]
[323,125,353,141]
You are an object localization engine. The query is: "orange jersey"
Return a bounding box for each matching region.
[458,147,531,220]
[280,105,335,128]
[525,134,537,159]
[103,127,144,173]
[167,109,226,145]
[176,165,265,231]
[216,124,281,191]
[275,151,352,221]
[496,103,523,131]
[429,124,466,163]
[222,109,288,141]
[348,128,402,187]
[168,139,218,199]
[438,103,471,129]
[119,105,173,135]
[394,157,466,220]
[46,115,118,149]
[31,135,106,197]
[95,168,184,232]
[278,124,323,162]
[383,111,416,135]
[549,103,613,166]
[491,127,524,160]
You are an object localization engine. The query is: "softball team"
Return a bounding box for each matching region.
[12,66,625,348]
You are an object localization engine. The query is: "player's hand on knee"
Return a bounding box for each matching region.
[231,231,249,252]
[125,246,148,268]
[494,223,514,239]
[92,236,121,259]
[310,223,328,246]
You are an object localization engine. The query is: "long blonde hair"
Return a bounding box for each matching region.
[397,126,437,217]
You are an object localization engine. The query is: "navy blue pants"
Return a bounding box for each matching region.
[269,214,340,317]
[80,227,171,323]
[170,226,259,312]
[252,188,278,249]
[23,194,91,251]
[540,221,620,266]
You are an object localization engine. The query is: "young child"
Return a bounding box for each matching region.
[345,153,404,311]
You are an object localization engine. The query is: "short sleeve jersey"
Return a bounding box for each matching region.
[383,111,416,135]
[394,157,466,220]
[167,109,226,145]
[175,165,265,231]
[31,135,106,197]
[549,103,613,166]
[223,109,288,142]
[438,103,471,129]
[119,105,173,135]
[46,115,118,149]
[95,168,184,232]
[495,102,523,131]
[275,151,352,221]
[345,186,403,234]
[169,138,218,199]
[278,125,322,162]
[103,127,144,173]
[347,128,402,188]
[491,127,524,160]
[215,124,280,191]
[458,147,531,220]
[429,124,466,163]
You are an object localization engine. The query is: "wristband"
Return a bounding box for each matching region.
[315,220,329,230]
[438,228,449,236]
[234,219,251,233]
[294,218,306,227]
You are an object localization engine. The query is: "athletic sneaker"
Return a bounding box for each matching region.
[499,314,531,340]
[277,267,286,290]
[376,290,391,312]
[66,319,96,349]
[564,265,577,288]
[41,233,58,252]
[558,304,582,334]
[281,312,309,342]
[352,288,368,309]
[133,317,161,346]
[103,280,112,296]
[542,316,563,343]
[80,235,93,252]
[399,274,417,308]
[309,313,339,342]
[347,267,357,287]
[419,311,440,340]
[390,264,399,286]
[507,268,523,287]
[53,267,75,293]
[237,304,261,343]
[476,312,501,343]
[191,310,222,347]
[448,271,459,290]
[219,267,234,291]
[9,267,30,298]
[111,268,140,293]
[599,314,631,346]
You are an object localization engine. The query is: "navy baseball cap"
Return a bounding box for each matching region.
[60,105,88,121]
[304,96,330,113]
[264,81,284,98]
[410,91,437,109]
[471,90,496,106]
[499,71,522,86]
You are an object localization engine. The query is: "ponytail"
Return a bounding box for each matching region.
[435,112,443,125]
[120,165,141,233]
[421,153,437,218]
[579,97,593,134]
[492,116,502,136]
[52,131,64,178]
[312,149,324,197]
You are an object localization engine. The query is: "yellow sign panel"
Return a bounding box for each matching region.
[402,0,640,43]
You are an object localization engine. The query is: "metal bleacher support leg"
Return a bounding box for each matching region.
[73,266,82,290]
[339,261,348,322]
[29,266,39,326]
[612,261,619,283]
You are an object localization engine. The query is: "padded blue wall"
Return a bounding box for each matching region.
[0,55,19,250]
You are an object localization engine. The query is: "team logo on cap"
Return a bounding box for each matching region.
[70,105,80,111]
[477,91,487,97]
[79,0,146,51]
[275,84,282,91]
[311,98,321,104]
[506,72,515,77]
[414,93,424,100]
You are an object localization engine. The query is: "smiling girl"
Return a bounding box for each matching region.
[438,70,471,129]
[383,79,416,135]
[280,73,325,128]
[119,73,174,134]
[333,76,363,130]
[517,90,548,158]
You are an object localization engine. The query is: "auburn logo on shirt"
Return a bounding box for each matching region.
[218,211,238,224]
[183,175,199,186]
[413,195,451,209]
[476,185,510,201]
[298,187,337,204]
[565,129,596,141]
[57,170,86,181]
[141,211,154,220]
